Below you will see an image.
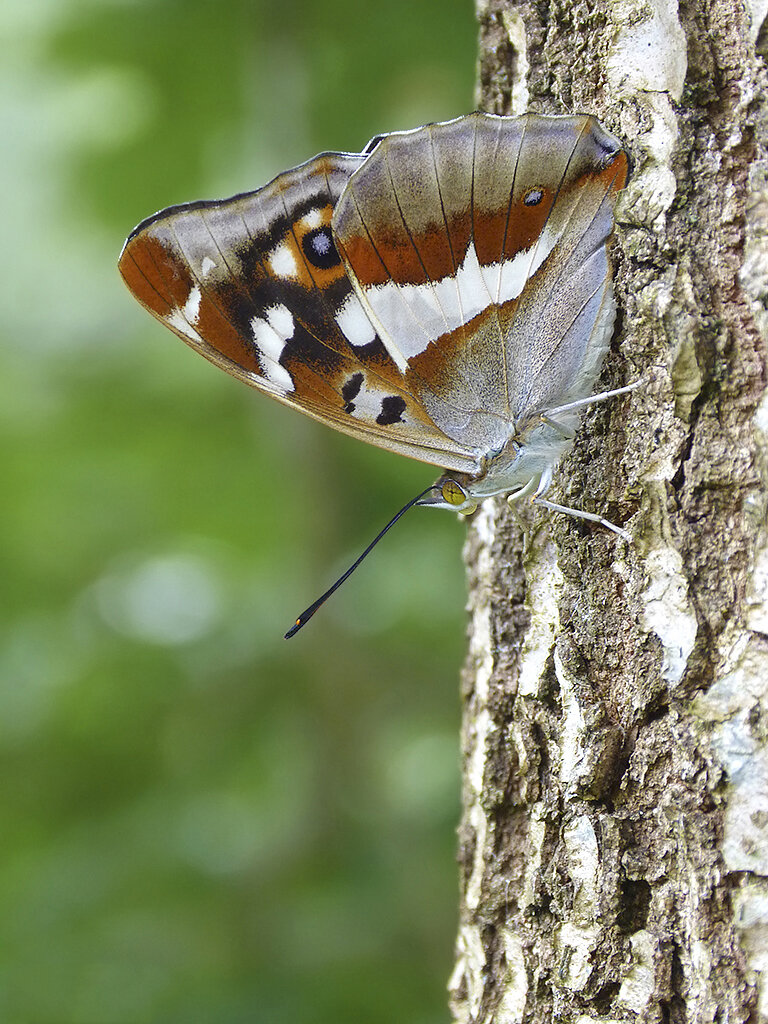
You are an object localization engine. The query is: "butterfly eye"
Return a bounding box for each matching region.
[302,227,341,269]
[441,479,468,506]
[523,187,544,207]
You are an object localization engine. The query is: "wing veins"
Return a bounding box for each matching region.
[381,147,451,339]
[517,270,613,417]
[427,128,463,341]
[342,185,482,417]
[468,118,510,417]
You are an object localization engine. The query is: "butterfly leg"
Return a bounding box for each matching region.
[505,475,540,505]
[539,414,576,439]
[543,379,644,420]
[531,496,631,542]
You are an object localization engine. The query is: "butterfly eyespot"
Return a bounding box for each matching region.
[599,147,621,169]
[523,188,543,207]
[302,227,341,269]
[441,479,468,506]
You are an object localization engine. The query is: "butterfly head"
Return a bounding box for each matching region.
[419,476,479,515]
[421,417,579,514]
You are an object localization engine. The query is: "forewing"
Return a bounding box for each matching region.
[119,154,478,473]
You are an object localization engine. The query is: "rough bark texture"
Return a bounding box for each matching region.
[451,1,768,1021]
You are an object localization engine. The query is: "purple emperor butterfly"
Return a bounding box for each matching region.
[119,112,631,635]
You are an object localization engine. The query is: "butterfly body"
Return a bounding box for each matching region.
[120,112,629,521]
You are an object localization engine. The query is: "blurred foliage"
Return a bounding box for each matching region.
[0,0,477,1021]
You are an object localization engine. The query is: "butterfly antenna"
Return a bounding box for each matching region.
[285,485,440,638]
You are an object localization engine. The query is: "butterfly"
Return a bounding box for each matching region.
[119,112,631,635]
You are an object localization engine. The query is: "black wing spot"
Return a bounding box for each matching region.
[376,395,406,425]
[302,227,341,269]
[342,372,364,414]
[523,188,543,207]
[355,338,384,358]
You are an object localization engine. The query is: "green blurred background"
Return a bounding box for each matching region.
[1,1,476,1021]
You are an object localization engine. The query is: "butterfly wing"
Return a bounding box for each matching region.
[487,114,629,419]
[332,112,629,448]
[119,153,479,474]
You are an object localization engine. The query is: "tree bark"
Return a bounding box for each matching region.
[450,1,768,1022]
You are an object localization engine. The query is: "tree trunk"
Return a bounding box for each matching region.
[450,1,768,1021]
